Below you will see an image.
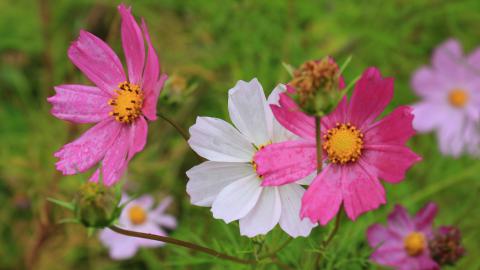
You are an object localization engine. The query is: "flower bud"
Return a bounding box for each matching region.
[74,182,120,228]
[288,57,342,115]
[429,226,465,266]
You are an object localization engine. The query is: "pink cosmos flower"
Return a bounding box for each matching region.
[411,39,480,156]
[48,4,167,185]
[99,194,176,260]
[366,203,439,270]
[253,67,421,225]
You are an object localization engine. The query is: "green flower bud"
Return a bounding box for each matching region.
[288,57,342,116]
[74,182,121,228]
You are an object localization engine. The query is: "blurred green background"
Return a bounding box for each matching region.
[1,0,479,269]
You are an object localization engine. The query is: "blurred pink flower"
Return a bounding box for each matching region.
[186,79,316,238]
[411,39,480,156]
[48,4,167,185]
[366,203,439,270]
[99,194,176,260]
[254,68,421,225]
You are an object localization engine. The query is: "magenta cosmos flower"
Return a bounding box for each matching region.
[100,194,176,260]
[48,4,167,185]
[411,39,480,156]
[253,68,421,225]
[367,203,439,270]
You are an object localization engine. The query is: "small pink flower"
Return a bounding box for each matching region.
[366,203,439,270]
[254,67,421,225]
[411,39,480,156]
[48,4,167,185]
[99,194,176,260]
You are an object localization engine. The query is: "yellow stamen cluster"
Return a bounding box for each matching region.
[448,88,469,108]
[251,144,269,179]
[109,82,144,123]
[128,205,147,225]
[404,232,426,257]
[323,123,364,164]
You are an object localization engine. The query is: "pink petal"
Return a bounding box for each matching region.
[360,145,421,183]
[321,96,348,129]
[414,202,437,233]
[142,74,167,121]
[348,67,393,128]
[68,30,126,94]
[400,256,439,270]
[300,165,343,225]
[54,119,122,175]
[341,163,386,220]
[48,84,111,124]
[370,243,406,268]
[101,125,131,186]
[118,4,145,85]
[387,205,414,237]
[253,140,317,186]
[140,19,160,97]
[270,93,315,140]
[467,46,480,70]
[412,102,450,133]
[364,106,416,146]
[367,224,398,247]
[411,67,445,99]
[432,39,463,76]
[128,117,148,160]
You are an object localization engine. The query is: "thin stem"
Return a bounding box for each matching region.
[322,207,342,248]
[314,208,343,269]
[258,238,293,260]
[109,225,256,265]
[315,116,322,173]
[157,112,189,141]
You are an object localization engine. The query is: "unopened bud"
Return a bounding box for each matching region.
[288,57,342,115]
[429,226,465,266]
[75,182,120,228]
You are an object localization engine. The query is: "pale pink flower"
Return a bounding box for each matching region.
[48,4,167,185]
[99,194,176,260]
[254,68,421,225]
[411,39,480,156]
[367,203,439,270]
[186,79,316,237]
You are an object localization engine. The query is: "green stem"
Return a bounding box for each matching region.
[314,208,343,269]
[109,225,256,265]
[258,238,293,260]
[157,112,189,142]
[315,116,322,173]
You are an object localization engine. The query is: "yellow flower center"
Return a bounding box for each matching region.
[323,123,364,164]
[109,82,144,123]
[128,205,147,225]
[404,232,426,257]
[448,89,468,108]
[251,143,269,179]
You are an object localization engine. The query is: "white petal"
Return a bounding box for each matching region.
[228,78,270,146]
[188,116,255,162]
[267,84,296,142]
[278,184,316,237]
[211,175,262,223]
[239,187,282,237]
[186,161,254,206]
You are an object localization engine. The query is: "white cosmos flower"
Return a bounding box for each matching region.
[186,78,316,237]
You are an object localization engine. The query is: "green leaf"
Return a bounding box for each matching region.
[47,197,75,211]
[282,62,296,77]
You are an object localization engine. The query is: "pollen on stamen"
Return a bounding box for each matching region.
[108,81,144,124]
[323,123,364,164]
